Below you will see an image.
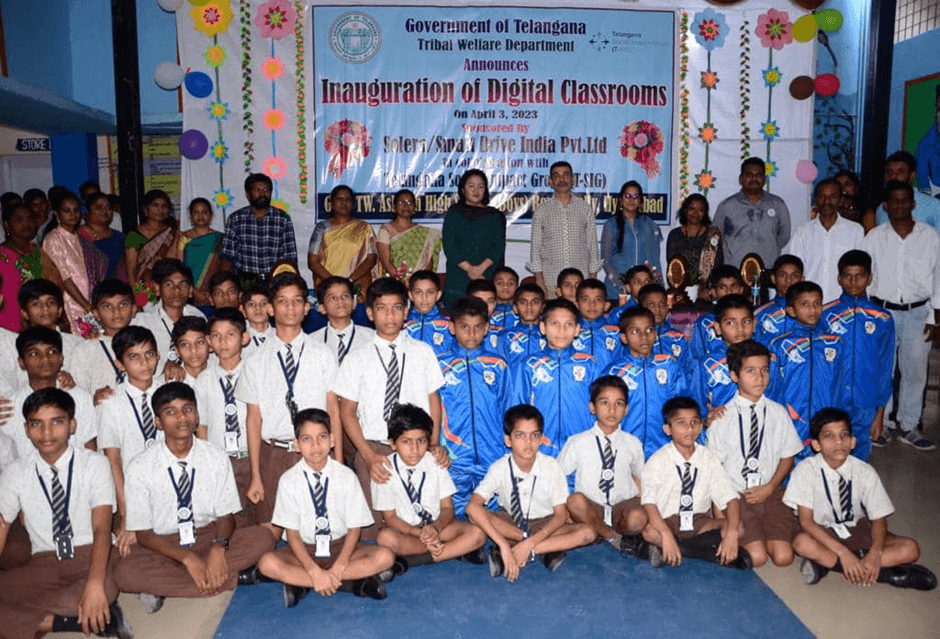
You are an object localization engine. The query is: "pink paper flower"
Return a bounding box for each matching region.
[255,0,296,40]
[261,56,285,82]
[263,155,288,181]
[263,108,286,131]
[756,9,793,50]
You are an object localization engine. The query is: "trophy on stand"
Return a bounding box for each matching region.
[666,255,692,308]
[740,253,765,307]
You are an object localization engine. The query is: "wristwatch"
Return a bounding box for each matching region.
[212,536,230,551]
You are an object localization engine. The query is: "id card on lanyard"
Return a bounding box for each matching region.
[305,472,331,557]
[36,455,75,561]
[595,437,616,527]
[821,469,853,540]
[277,343,304,420]
[168,465,196,546]
[738,405,766,489]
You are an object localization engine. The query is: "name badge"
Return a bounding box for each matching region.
[746,472,762,489]
[315,534,331,558]
[831,523,851,540]
[55,534,74,561]
[679,510,694,533]
[601,469,614,481]
[224,431,239,454]
[603,504,613,527]
[224,403,237,416]
[178,521,196,546]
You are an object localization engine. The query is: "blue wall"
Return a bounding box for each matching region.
[1,0,73,100]
[888,27,940,156]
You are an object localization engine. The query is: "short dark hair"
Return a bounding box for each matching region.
[492,266,519,283]
[18,278,64,309]
[207,307,247,334]
[549,160,572,175]
[726,339,771,375]
[241,283,269,305]
[78,180,100,195]
[838,249,872,275]
[84,191,110,212]
[884,179,914,200]
[456,169,490,206]
[623,264,652,283]
[576,278,607,297]
[16,326,62,359]
[714,294,753,322]
[617,306,655,333]
[141,190,173,218]
[449,296,489,322]
[293,407,330,439]
[23,188,46,205]
[152,381,196,414]
[556,268,584,288]
[387,403,433,442]
[393,188,415,206]
[466,278,496,296]
[809,407,852,440]
[541,297,580,323]
[662,396,701,423]
[813,177,841,200]
[408,270,441,290]
[514,283,545,303]
[740,156,766,175]
[771,254,804,275]
[268,272,308,300]
[677,193,711,226]
[367,277,407,307]
[152,258,193,286]
[208,271,242,295]
[316,276,355,304]
[708,265,745,290]
[244,172,273,193]
[171,316,209,345]
[112,326,158,361]
[637,283,667,304]
[590,375,628,404]
[91,279,134,308]
[23,387,75,421]
[330,184,354,201]
[786,281,824,306]
[885,150,917,173]
[503,404,544,436]
[50,189,80,212]
[188,197,213,217]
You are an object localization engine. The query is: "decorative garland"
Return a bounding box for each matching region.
[739,20,751,161]
[240,0,255,172]
[691,9,727,196]
[755,9,793,190]
[677,11,690,199]
[207,35,232,218]
[294,2,308,204]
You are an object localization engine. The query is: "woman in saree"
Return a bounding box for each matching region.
[178,197,223,305]
[376,188,442,282]
[665,193,722,291]
[0,203,62,330]
[78,191,126,281]
[307,184,376,299]
[124,189,180,290]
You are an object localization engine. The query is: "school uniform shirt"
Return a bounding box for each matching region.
[783,454,894,530]
[243,325,275,360]
[0,430,16,476]
[490,304,519,330]
[496,322,545,368]
[70,335,125,393]
[332,333,444,443]
[690,311,723,360]
[0,445,115,554]
[474,452,569,520]
[272,456,373,543]
[558,423,644,505]
[512,345,598,456]
[131,303,206,368]
[310,322,374,366]
[605,351,688,459]
[403,307,454,356]
[371,451,457,526]
[641,442,738,519]
[0,328,81,391]
[194,360,248,457]
[96,380,167,471]
[124,438,241,536]
[9,385,97,460]
[754,297,795,346]
[236,332,337,442]
[573,318,622,370]
[705,393,803,493]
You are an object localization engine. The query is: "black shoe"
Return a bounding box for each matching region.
[237,564,272,586]
[352,576,387,600]
[487,545,504,578]
[619,534,650,559]
[879,564,938,590]
[728,547,753,571]
[799,557,828,585]
[138,593,165,614]
[97,602,134,639]
[540,551,567,573]
[459,546,487,565]
[283,584,310,608]
[649,544,666,569]
[379,556,409,583]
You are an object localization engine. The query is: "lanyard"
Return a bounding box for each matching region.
[595,436,617,504]
[820,469,853,524]
[219,375,238,403]
[36,454,75,531]
[393,455,426,508]
[100,341,122,380]
[324,325,356,348]
[375,345,406,380]
[252,334,265,347]
[737,403,767,463]
[675,464,698,510]
[276,342,305,396]
[167,464,196,511]
[304,471,330,533]
[508,458,538,526]
[126,391,155,442]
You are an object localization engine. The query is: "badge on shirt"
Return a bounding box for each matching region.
[707,326,717,340]
[315,534,331,558]
[830,522,850,540]
[865,321,876,335]
[788,349,805,364]
[55,534,74,561]
[671,343,682,357]
[625,376,638,391]
[679,510,694,532]
[483,370,496,386]
[444,372,460,387]
[489,334,499,349]
[767,208,776,218]
[573,338,585,350]
[824,347,836,363]
[510,340,523,354]
[572,366,586,382]
[536,368,553,383]
[656,369,668,385]
[433,333,444,346]
[746,472,762,489]
[224,431,240,454]
[178,521,195,546]
[763,318,775,332]
[606,337,616,351]
[603,504,613,527]
[829,320,846,335]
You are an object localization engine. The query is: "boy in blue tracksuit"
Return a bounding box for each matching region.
[754,255,803,346]
[437,297,513,517]
[691,295,756,421]
[513,298,598,457]
[498,283,546,367]
[638,283,693,377]
[490,266,520,329]
[821,250,895,459]
[404,270,453,354]
[768,281,850,461]
[690,265,747,360]
[606,264,651,328]
[466,279,504,353]
[573,278,622,370]
[604,306,687,459]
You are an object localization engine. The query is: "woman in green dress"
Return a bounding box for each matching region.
[123,189,180,290]
[178,197,223,305]
[376,189,443,282]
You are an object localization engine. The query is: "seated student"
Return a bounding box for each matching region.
[466,278,503,352]
[573,278,622,370]
[195,308,253,526]
[490,265,520,329]
[403,270,453,355]
[690,265,746,360]
[0,388,131,639]
[754,254,803,346]
[374,404,487,571]
[707,340,803,567]
[13,278,83,383]
[236,272,339,526]
[437,297,512,517]
[257,408,393,606]
[559,376,648,554]
[8,327,97,460]
[172,316,211,386]
[555,267,584,304]
[310,276,374,366]
[637,283,693,376]
[497,283,546,367]
[466,404,596,581]
[97,325,163,555]
[207,271,242,311]
[333,277,446,536]
[513,298,598,457]
[768,281,849,460]
[822,250,894,456]
[640,396,751,570]
[784,408,936,590]
[605,307,687,459]
[70,279,138,404]
[606,264,652,328]
[241,283,274,359]
[114,382,276,612]
[691,294,756,422]
[132,258,206,373]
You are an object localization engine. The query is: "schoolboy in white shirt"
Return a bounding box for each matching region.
[171,316,211,386]
[240,284,274,359]
[310,276,374,366]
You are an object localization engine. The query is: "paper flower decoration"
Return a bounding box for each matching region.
[324,120,371,178]
[619,120,665,179]
[210,140,229,164]
[255,0,296,40]
[692,9,727,51]
[698,122,718,144]
[190,0,233,37]
[700,70,719,90]
[212,188,233,209]
[207,100,230,122]
[204,44,227,68]
[261,56,285,82]
[263,155,288,181]
[263,108,286,132]
[694,170,716,192]
[761,119,780,142]
[271,198,290,214]
[762,66,782,88]
[765,161,779,177]
[756,9,793,50]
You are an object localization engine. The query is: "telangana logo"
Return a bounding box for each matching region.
[329,12,382,64]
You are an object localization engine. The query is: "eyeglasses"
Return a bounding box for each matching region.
[621,193,641,200]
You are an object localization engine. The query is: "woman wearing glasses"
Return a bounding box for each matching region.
[600,180,662,299]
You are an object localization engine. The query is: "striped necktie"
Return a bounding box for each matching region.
[336,333,348,365]
[598,436,614,495]
[50,466,73,540]
[838,475,852,521]
[222,373,238,434]
[383,345,400,422]
[141,393,156,441]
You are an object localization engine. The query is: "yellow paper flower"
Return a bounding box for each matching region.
[191,0,233,37]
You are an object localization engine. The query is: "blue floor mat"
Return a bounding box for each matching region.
[215,543,814,639]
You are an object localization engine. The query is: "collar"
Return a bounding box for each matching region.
[580,316,607,331]
[36,445,75,476]
[509,453,540,479]
[248,325,271,338]
[735,190,769,206]
[818,455,852,481]
[590,422,620,440]
[453,344,485,358]
[814,213,846,232]
[161,440,196,465]
[839,292,870,305]
[276,330,307,351]
[408,307,441,321]
[302,456,334,479]
[373,333,405,349]
[327,321,354,338]
[731,392,766,412]
[668,441,700,464]
[122,379,158,400]
[546,343,578,359]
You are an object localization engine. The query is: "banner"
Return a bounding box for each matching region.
[313,6,675,224]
